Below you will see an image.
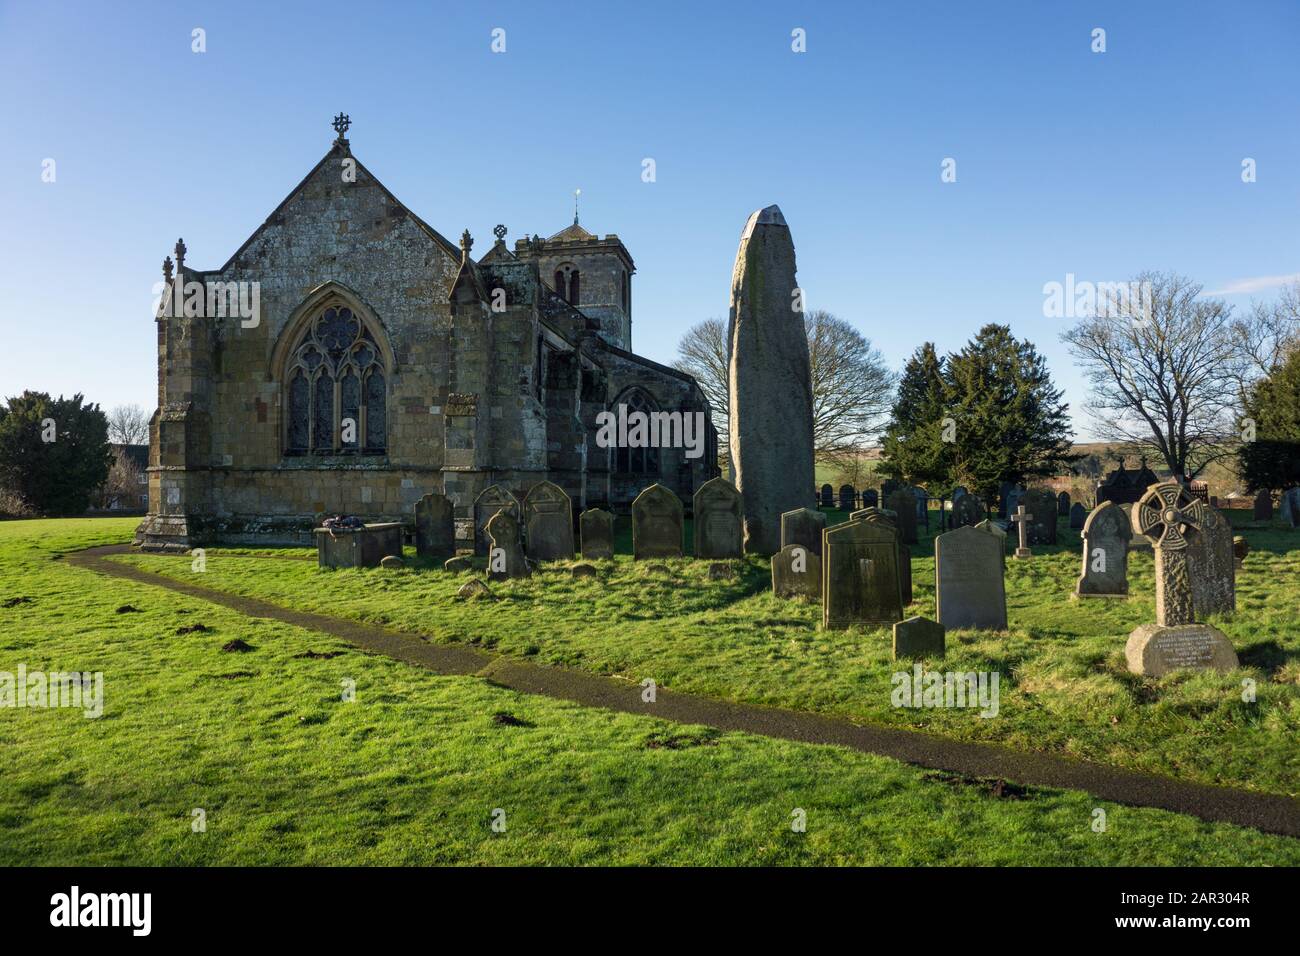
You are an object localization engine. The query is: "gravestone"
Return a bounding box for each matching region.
[632,483,684,559]
[892,616,945,660]
[771,543,821,600]
[821,519,903,629]
[1073,501,1131,598]
[414,493,455,560]
[1187,504,1235,617]
[974,519,1007,569]
[473,484,520,556]
[1253,489,1272,521]
[1003,484,1025,521]
[1281,488,1300,527]
[1023,489,1058,545]
[485,509,529,581]
[913,487,929,530]
[1233,535,1249,569]
[314,522,402,569]
[838,484,855,512]
[880,478,903,504]
[781,507,827,556]
[820,484,835,508]
[523,480,574,562]
[693,477,744,558]
[1010,505,1032,559]
[728,205,816,554]
[1125,482,1238,676]
[579,508,615,560]
[952,493,985,529]
[886,489,918,545]
[1069,502,1087,530]
[1057,491,1071,517]
[951,486,968,503]
[862,489,878,509]
[996,481,1014,518]
[934,525,1007,631]
[856,509,912,606]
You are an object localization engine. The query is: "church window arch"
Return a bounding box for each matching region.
[554,262,580,305]
[282,301,389,456]
[613,387,661,476]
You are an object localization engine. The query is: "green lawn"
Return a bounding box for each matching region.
[116,509,1300,798]
[2,517,1298,865]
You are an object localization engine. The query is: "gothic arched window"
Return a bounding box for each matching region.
[283,303,388,456]
[554,263,580,305]
[613,388,660,476]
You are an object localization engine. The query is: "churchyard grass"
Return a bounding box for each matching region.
[4,518,1300,865]
[113,510,1300,799]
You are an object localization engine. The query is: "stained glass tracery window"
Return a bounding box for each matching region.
[285,305,386,455]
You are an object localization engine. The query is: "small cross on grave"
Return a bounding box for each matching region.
[1011,505,1032,559]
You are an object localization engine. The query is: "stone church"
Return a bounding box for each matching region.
[136,116,717,551]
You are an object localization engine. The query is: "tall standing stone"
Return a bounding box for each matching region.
[579,508,615,560]
[1023,489,1059,545]
[632,483,684,559]
[1074,501,1131,598]
[693,477,743,559]
[414,492,455,561]
[821,519,903,629]
[934,525,1007,631]
[473,484,520,556]
[727,205,815,555]
[1187,504,1235,617]
[781,507,827,556]
[523,480,574,562]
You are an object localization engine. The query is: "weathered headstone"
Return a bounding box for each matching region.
[821,519,903,629]
[838,484,855,511]
[1073,501,1131,598]
[771,543,821,600]
[1125,482,1238,676]
[935,525,1007,631]
[820,484,835,508]
[473,484,520,556]
[1069,502,1086,530]
[1232,535,1248,569]
[951,493,985,529]
[892,616,945,660]
[579,508,615,560]
[523,480,574,562]
[1187,504,1235,618]
[862,489,878,509]
[632,483,683,559]
[727,205,815,554]
[1253,489,1273,521]
[974,518,1007,569]
[1057,491,1071,517]
[1003,484,1025,521]
[1281,487,1300,527]
[693,477,744,559]
[781,507,827,556]
[486,509,529,581]
[1010,505,1032,559]
[856,509,912,606]
[913,487,929,530]
[1023,489,1058,545]
[886,489,918,545]
[414,492,455,561]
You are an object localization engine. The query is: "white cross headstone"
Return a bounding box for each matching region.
[1010,505,1032,559]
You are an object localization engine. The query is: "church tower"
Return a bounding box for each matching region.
[515,209,635,351]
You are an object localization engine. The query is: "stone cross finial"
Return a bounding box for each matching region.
[1134,480,1206,626]
[460,229,473,257]
[174,238,186,268]
[493,224,507,241]
[1011,505,1032,559]
[332,112,351,141]
[162,256,173,281]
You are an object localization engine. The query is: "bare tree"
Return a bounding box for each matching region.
[1062,271,1239,480]
[674,310,895,469]
[1229,279,1300,401]
[107,403,150,446]
[96,447,144,509]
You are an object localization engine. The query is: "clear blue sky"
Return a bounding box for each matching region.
[2,0,1297,440]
